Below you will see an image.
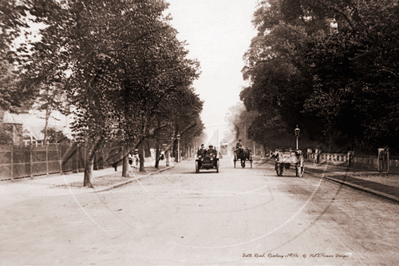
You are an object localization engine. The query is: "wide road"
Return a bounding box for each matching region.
[1,157,398,265]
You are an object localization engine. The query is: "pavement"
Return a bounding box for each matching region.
[305,159,399,203]
[2,154,399,204]
[263,156,399,203]
[0,157,176,197]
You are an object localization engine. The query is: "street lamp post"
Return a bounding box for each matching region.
[294,125,300,150]
[177,134,181,162]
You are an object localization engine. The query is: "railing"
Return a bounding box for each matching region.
[307,153,348,163]
[0,144,119,181]
[307,152,399,172]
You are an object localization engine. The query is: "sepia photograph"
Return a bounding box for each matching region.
[0,0,398,265]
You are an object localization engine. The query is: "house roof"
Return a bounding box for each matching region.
[3,110,73,141]
[2,111,23,124]
[23,126,45,140]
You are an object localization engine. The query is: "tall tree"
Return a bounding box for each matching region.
[303,0,399,151]
[14,0,201,185]
[241,0,399,152]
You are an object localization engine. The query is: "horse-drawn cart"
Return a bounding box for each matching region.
[275,150,304,177]
[234,148,253,168]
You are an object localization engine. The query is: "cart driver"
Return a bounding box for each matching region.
[236,139,243,157]
[236,139,242,149]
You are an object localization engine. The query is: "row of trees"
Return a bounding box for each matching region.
[1,0,204,186]
[240,0,399,154]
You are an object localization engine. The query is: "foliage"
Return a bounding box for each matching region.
[42,127,70,144]
[0,126,13,145]
[303,0,399,150]
[13,0,201,138]
[242,0,399,152]
[0,49,33,111]
[4,0,203,182]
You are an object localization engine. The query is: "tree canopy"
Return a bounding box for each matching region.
[241,0,399,153]
[2,0,204,184]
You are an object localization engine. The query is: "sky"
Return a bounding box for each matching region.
[165,0,259,142]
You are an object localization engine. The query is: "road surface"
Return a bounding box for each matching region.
[0,157,398,265]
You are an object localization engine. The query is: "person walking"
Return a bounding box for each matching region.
[133,149,139,167]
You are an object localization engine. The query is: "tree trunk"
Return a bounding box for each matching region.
[122,145,129,177]
[139,142,145,172]
[155,137,160,169]
[93,150,98,170]
[263,144,268,157]
[83,136,103,187]
[165,149,170,166]
[328,134,333,153]
[83,152,94,188]
[44,105,50,145]
[174,139,178,162]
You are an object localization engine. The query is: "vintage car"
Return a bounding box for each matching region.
[195,150,219,173]
[275,150,304,177]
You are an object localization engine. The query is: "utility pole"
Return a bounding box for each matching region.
[217,129,218,150]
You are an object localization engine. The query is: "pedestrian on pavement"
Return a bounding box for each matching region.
[347,150,354,167]
[128,153,133,165]
[133,149,139,167]
[112,162,118,171]
[306,148,312,161]
[319,148,322,163]
[314,148,319,164]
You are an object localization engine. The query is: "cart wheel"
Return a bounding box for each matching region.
[195,161,199,173]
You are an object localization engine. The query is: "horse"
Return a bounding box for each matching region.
[233,147,252,168]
